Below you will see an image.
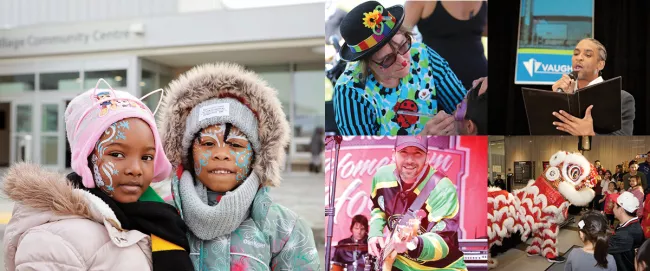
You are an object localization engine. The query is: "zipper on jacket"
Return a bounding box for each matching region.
[200,241,205,271]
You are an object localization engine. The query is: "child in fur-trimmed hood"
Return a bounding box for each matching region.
[158,62,320,270]
[3,86,193,271]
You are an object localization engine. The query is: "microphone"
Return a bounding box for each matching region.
[557,71,579,93]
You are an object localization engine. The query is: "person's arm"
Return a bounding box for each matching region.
[333,82,379,135]
[369,174,387,239]
[607,91,635,135]
[406,177,460,262]
[403,1,425,30]
[270,207,320,270]
[426,47,466,114]
[608,231,633,254]
[13,229,86,270]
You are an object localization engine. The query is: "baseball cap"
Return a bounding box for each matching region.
[617,191,640,213]
[395,136,428,152]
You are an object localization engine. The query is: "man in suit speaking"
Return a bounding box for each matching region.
[550,38,634,136]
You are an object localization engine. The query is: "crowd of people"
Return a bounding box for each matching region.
[488,155,650,271]
[568,156,650,271]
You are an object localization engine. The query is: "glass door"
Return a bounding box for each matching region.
[11,103,34,163]
[39,103,60,167]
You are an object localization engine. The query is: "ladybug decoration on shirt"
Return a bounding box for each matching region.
[392,99,419,129]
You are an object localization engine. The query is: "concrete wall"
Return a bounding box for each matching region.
[0,3,324,58]
[0,0,178,28]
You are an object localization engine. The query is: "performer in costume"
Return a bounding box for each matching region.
[334,1,470,136]
[368,136,466,271]
[487,151,598,267]
[487,186,518,268]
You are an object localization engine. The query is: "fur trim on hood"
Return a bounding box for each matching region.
[158,63,290,187]
[2,163,120,228]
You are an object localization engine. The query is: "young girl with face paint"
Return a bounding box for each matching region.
[159,62,320,270]
[2,86,193,271]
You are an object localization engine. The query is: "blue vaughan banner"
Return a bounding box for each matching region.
[515,0,594,85]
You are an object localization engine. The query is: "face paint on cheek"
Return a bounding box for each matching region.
[194,149,211,175]
[230,144,253,182]
[101,161,117,194]
[91,154,105,188]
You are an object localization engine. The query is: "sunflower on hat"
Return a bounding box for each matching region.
[362,9,383,30]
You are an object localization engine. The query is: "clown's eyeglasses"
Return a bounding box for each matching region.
[371,37,412,69]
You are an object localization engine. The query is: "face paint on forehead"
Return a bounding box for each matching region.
[201,124,226,147]
[225,128,248,142]
[95,120,131,158]
[117,120,130,130]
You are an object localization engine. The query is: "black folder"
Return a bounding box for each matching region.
[522,76,622,135]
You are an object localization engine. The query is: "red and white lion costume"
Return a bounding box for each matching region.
[487,151,598,268]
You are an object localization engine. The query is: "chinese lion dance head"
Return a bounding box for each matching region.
[542,150,599,206]
[488,151,598,268]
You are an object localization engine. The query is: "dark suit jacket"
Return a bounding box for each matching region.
[607,90,635,135]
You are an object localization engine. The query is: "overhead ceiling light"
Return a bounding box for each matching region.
[114,76,123,82]
[139,82,146,87]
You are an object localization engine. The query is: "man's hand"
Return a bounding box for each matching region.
[472,77,488,95]
[368,236,386,257]
[392,235,419,254]
[552,74,577,93]
[552,105,595,136]
[420,111,456,135]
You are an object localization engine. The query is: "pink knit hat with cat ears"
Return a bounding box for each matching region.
[64,79,171,188]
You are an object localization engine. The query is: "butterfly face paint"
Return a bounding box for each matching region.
[90,118,156,203]
[93,122,124,196]
[192,123,254,192]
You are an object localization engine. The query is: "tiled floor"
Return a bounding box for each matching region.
[492,214,585,271]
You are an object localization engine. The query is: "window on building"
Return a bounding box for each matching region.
[84,70,127,89]
[0,74,35,93]
[40,72,81,91]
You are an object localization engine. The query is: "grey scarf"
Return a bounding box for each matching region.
[178,170,260,240]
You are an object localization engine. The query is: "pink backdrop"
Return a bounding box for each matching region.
[324,136,487,246]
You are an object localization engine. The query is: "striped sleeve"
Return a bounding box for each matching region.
[426,47,467,114]
[407,178,460,262]
[333,82,378,135]
[369,174,387,238]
